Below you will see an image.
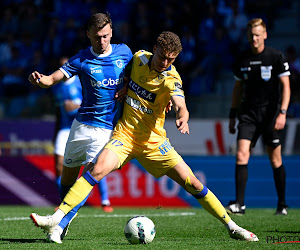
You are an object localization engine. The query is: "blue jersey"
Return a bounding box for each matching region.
[60,44,133,129]
[52,76,82,130]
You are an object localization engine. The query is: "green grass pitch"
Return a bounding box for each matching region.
[0,206,299,249]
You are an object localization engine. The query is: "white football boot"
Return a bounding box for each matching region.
[30,213,59,234]
[47,226,63,244]
[229,227,259,241]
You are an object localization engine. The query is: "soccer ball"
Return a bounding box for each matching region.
[124,216,156,244]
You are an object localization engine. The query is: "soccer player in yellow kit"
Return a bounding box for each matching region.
[30,31,258,243]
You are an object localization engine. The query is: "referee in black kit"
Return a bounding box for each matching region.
[225,18,291,215]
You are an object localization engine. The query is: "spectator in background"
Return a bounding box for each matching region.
[197,3,222,53]
[0,33,19,65]
[42,21,63,60]
[19,32,40,62]
[0,7,18,39]
[106,0,132,42]
[0,0,291,118]
[1,46,28,117]
[224,0,248,57]
[18,3,43,40]
[189,26,232,96]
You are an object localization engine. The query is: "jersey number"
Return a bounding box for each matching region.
[111,139,123,146]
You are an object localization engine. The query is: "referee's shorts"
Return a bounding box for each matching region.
[237,105,282,148]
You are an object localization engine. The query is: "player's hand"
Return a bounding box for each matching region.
[115,77,129,101]
[64,100,78,112]
[28,71,44,85]
[176,118,189,134]
[229,118,236,134]
[165,100,172,113]
[274,113,286,130]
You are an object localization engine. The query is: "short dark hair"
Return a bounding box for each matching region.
[156,31,182,54]
[87,13,112,30]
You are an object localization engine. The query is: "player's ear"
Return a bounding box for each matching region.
[87,30,90,39]
[153,45,157,53]
[264,31,267,39]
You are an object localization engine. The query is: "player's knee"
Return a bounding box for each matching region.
[236,149,250,162]
[269,157,282,168]
[184,176,203,195]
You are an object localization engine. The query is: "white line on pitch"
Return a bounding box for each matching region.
[1,212,196,221]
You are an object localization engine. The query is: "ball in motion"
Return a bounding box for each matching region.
[124,215,156,244]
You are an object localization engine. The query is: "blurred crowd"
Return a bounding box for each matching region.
[0,0,298,118]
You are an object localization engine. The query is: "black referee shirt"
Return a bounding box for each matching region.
[233,46,290,107]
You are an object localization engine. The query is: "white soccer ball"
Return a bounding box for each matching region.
[124,216,156,244]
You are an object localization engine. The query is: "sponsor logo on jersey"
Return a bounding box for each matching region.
[138,53,149,65]
[129,80,157,103]
[116,59,123,68]
[153,75,164,83]
[65,159,72,164]
[125,95,153,114]
[250,61,262,65]
[90,77,123,88]
[174,82,182,90]
[159,140,173,155]
[240,67,251,71]
[90,66,102,74]
[261,66,273,81]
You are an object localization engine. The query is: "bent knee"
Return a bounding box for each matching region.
[185,176,203,195]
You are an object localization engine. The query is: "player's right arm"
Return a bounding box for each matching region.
[229,79,243,134]
[28,70,66,88]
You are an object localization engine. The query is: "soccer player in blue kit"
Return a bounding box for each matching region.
[28,13,132,241]
[52,56,114,213]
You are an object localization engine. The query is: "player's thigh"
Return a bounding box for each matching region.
[104,136,136,169]
[91,148,121,179]
[54,129,70,156]
[237,122,257,142]
[64,119,113,167]
[138,139,183,179]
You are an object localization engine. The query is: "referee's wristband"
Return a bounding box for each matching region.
[229,108,237,119]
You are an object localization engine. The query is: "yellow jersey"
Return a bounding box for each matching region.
[113,50,185,146]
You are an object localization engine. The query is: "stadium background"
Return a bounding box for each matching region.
[0,0,299,209]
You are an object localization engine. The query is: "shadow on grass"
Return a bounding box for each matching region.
[0,238,48,243]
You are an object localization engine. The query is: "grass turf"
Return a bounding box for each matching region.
[0,206,299,249]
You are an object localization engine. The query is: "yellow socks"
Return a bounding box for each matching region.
[196,187,231,225]
[58,172,98,214]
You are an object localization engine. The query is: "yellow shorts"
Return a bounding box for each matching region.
[105,134,183,178]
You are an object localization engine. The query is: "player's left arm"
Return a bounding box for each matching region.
[275,75,291,130]
[171,95,189,134]
[64,100,81,113]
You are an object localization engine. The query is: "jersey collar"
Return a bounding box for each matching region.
[90,45,112,58]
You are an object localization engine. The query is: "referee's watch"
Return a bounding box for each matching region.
[280,109,287,114]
